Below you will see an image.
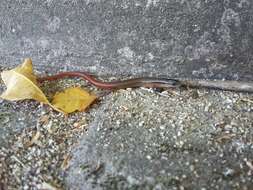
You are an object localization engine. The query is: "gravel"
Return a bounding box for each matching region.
[0,77,99,189]
[0,77,253,190]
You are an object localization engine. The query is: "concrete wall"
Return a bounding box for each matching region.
[0,0,252,80]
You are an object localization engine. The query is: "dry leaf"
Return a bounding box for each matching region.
[0,58,49,103]
[52,87,97,113]
[0,59,97,114]
[25,130,41,147]
[61,154,72,170]
[39,115,50,125]
[37,182,59,190]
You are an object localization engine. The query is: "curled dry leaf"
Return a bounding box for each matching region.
[0,59,97,114]
[0,58,49,103]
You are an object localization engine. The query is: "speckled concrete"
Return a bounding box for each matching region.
[66,89,253,190]
[0,0,253,189]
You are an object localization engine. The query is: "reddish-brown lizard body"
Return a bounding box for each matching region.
[38,71,253,93]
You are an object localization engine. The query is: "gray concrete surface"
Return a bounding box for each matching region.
[66,89,253,190]
[0,0,253,189]
[0,0,252,79]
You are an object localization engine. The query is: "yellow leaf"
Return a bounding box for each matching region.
[0,59,97,114]
[0,58,49,103]
[52,87,97,113]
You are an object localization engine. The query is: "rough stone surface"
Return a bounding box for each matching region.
[0,100,37,146]
[0,0,252,79]
[0,0,253,189]
[66,89,253,190]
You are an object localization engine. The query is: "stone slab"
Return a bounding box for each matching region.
[0,0,252,79]
[66,89,253,190]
